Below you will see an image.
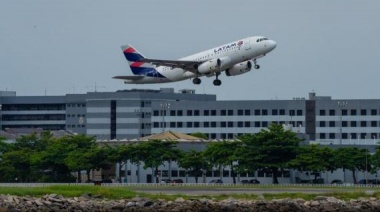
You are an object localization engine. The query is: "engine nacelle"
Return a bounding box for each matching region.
[217,56,233,70]
[225,61,252,76]
[198,59,219,74]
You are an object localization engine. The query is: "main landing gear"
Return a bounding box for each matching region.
[213,73,222,86]
[192,73,222,86]
[192,78,201,85]
[254,59,260,69]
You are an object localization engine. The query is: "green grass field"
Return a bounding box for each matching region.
[0,185,379,201]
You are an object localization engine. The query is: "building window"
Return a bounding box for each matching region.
[227,134,234,139]
[320,133,326,139]
[204,110,209,116]
[177,122,183,128]
[245,121,251,127]
[254,109,260,116]
[361,121,367,127]
[153,122,159,128]
[371,121,377,127]
[262,110,268,116]
[194,110,200,116]
[170,122,176,128]
[204,122,209,128]
[297,110,303,116]
[351,110,357,116]
[329,133,335,139]
[227,110,233,116]
[296,121,303,127]
[320,110,326,116]
[221,110,227,116]
[371,109,377,116]
[279,109,285,115]
[228,122,233,127]
[361,109,367,116]
[351,121,357,127]
[221,134,226,139]
[194,122,200,128]
[342,121,348,127]
[167,110,173,116]
[153,110,159,116]
[187,110,193,116]
[342,133,348,139]
[211,122,217,128]
[342,109,348,116]
[371,133,377,139]
[360,133,366,139]
[329,110,335,116]
[210,133,216,139]
[289,110,295,116]
[272,109,278,115]
[221,122,226,128]
[211,110,216,116]
[351,133,357,139]
[329,121,335,127]
[245,109,251,116]
[255,122,260,127]
[177,110,183,116]
[320,121,326,127]
[262,121,268,127]
[187,122,193,128]
[238,122,243,128]
[238,110,243,116]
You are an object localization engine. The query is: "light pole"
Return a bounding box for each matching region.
[160,103,170,132]
[338,101,348,145]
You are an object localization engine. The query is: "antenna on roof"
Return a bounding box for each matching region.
[86,82,105,92]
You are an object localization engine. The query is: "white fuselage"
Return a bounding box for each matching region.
[123,36,276,84]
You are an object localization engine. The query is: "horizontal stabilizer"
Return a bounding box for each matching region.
[113,75,144,80]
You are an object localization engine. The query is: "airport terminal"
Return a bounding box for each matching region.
[1,88,379,184]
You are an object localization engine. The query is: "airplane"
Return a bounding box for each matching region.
[113,36,276,86]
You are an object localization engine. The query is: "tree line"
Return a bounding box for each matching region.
[1,124,380,184]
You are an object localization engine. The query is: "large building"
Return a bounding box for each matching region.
[1,89,380,145]
[1,88,380,183]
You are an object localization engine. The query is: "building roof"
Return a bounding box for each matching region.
[138,131,204,141]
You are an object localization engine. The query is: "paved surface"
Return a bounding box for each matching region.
[132,187,334,196]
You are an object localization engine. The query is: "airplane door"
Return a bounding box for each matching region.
[245,39,251,50]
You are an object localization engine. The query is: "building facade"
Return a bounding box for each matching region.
[2,89,380,183]
[2,89,380,145]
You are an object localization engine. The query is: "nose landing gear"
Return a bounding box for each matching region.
[254,59,260,69]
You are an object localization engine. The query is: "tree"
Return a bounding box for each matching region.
[132,140,182,183]
[190,132,208,140]
[204,140,241,183]
[288,144,334,182]
[238,124,302,184]
[178,149,209,183]
[333,147,369,184]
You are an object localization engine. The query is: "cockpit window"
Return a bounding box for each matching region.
[256,38,269,42]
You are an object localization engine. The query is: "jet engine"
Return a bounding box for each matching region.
[198,59,219,74]
[217,56,232,69]
[198,56,233,74]
[225,60,252,76]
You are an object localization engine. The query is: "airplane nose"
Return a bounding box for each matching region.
[268,40,277,51]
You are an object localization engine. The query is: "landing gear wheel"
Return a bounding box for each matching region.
[192,78,201,85]
[213,79,222,86]
[254,64,260,69]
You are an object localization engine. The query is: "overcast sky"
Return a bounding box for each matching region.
[1,1,380,100]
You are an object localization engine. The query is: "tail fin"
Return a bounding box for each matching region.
[121,45,153,75]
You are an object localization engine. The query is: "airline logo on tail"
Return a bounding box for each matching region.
[121,45,165,78]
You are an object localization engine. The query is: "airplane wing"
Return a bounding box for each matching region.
[113,76,145,80]
[140,58,201,70]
